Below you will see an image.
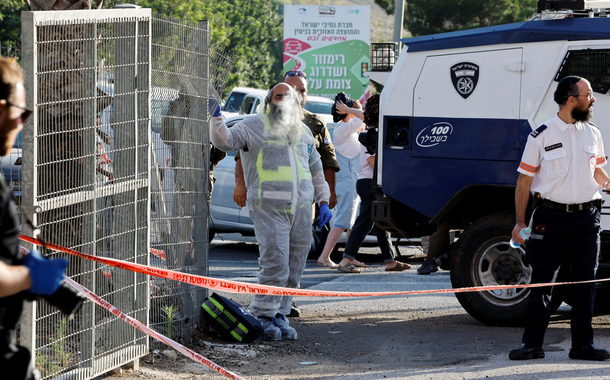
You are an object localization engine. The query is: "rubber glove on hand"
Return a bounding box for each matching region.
[208,97,222,117]
[23,250,68,295]
[318,203,332,227]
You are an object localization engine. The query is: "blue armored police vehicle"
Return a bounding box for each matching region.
[367,0,610,325]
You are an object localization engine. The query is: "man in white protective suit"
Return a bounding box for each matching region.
[210,82,332,340]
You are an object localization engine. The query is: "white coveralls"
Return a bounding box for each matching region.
[211,114,330,317]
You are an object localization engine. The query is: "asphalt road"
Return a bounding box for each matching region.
[205,233,610,379]
[98,233,610,379]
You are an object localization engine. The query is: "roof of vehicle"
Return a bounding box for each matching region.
[228,87,268,97]
[307,95,333,104]
[401,17,610,53]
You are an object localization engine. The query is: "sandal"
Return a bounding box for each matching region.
[317,258,338,269]
[385,262,412,272]
[337,263,362,273]
[351,260,369,268]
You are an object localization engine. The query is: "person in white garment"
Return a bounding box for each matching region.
[209,82,331,340]
[316,92,365,269]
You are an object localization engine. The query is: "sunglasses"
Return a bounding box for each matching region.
[284,70,307,79]
[5,101,32,124]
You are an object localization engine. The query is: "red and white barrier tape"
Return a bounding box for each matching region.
[20,235,610,297]
[63,277,246,380]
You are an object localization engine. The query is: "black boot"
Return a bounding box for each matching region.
[417,259,438,275]
[569,344,610,361]
[509,344,545,360]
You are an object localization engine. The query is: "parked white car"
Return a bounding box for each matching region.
[221,86,334,122]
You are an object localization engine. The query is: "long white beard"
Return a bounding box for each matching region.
[269,100,302,144]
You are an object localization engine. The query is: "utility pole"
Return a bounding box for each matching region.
[393,0,405,52]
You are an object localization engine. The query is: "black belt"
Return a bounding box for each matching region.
[539,198,601,212]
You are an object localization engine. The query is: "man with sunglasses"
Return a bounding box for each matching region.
[509,76,610,361]
[0,56,68,379]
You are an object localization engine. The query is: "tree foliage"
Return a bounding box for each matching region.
[0,0,27,47]
[0,0,283,95]
[374,0,537,36]
[134,0,284,96]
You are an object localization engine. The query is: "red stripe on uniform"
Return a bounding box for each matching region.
[519,162,539,173]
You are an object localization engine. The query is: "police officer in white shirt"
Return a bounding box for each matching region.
[509,76,610,361]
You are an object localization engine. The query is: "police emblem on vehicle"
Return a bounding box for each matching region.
[450,62,479,99]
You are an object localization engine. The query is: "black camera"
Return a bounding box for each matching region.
[26,282,85,319]
[44,283,85,318]
[24,246,86,319]
[358,127,379,155]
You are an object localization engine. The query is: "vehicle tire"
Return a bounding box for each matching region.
[450,213,532,326]
[208,229,216,243]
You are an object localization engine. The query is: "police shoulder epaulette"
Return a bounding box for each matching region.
[530,124,547,138]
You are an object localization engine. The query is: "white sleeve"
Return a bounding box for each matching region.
[210,116,248,152]
[596,129,607,168]
[210,116,230,147]
[333,118,363,142]
[517,135,541,177]
[308,148,330,204]
[312,169,330,205]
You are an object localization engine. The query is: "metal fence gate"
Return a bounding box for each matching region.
[21,9,152,378]
[148,14,211,348]
[16,8,233,379]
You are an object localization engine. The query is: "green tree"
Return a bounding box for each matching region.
[135,0,284,96]
[0,0,27,55]
[374,0,537,36]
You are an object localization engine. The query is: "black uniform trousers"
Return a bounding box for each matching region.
[522,205,600,349]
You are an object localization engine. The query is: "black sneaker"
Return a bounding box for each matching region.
[509,344,545,360]
[569,344,610,361]
[417,259,438,275]
[437,253,451,271]
[287,301,300,318]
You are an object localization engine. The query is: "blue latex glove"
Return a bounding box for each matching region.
[318,203,332,227]
[208,97,222,117]
[23,250,68,295]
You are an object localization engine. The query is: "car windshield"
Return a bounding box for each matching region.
[305,100,332,115]
[223,92,246,113]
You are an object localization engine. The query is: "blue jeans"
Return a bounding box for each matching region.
[342,178,395,264]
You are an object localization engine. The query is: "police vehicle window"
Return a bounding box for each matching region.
[304,100,332,114]
[555,49,610,94]
[223,92,246,112]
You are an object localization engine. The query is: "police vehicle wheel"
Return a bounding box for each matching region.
[450,213,532,326]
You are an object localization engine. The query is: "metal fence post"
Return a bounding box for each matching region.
[197,19,210,328]
[19,10,38,356]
